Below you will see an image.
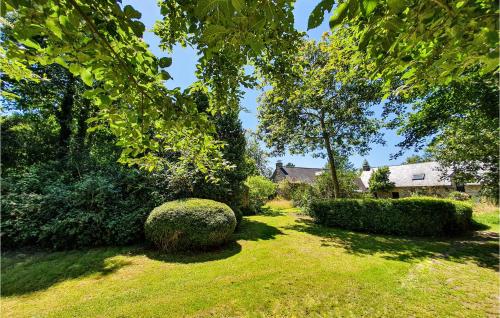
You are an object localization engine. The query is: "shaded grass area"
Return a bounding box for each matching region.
[2,202,498,317]
[288,217,499,270]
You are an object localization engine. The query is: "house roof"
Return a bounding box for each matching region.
[359,161,478,189]
[278,167,326,184]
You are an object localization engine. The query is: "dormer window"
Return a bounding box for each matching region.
[412,173,425,180]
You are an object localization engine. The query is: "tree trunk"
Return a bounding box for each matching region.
[75,98,90,156]
[56,73,75,159]
[320,116,341,198]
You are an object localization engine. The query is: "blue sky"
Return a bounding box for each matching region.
[125,0,421,170]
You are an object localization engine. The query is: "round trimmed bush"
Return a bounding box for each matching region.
[144,198,237,251]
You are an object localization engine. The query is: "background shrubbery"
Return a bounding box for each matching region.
[145,198,236,251]
[310,197,473,236]
[1,159,171,250]
[448,191,471,201]
[1,77,256,250]
[243,176,277,214]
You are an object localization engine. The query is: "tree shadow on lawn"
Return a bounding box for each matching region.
[1,246,134,297]
[234,218,285,241]
[256,206,287,217]
[287,218,499,271]
[1,219,283,297]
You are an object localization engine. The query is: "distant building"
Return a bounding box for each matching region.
[359,161,481,198]
[271,161,326,184]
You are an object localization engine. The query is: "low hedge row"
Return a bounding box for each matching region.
[310,197,472,236]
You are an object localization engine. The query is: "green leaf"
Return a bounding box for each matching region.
[68,63,81,75]
[160,70,171,80]
[131,20,145,37]
[360,0,378,16]
[81,68,93,86]
[387,0,406,13]
[58,15,70,27]
[159,57,172,68]
[124,5,142,19]
[308,0,335,30]
[401,67,415,79]
[329,2,349,28]
[231,0,244,12]
[46,17,62,39]
[195,0,228,18]
[19,38,41,50]
[359,28,374,50]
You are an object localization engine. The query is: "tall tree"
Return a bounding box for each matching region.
[245,131,272,177]
[258,36,384,198]
[393,74,499,200]
[2,63,91,163]
[402,154,432,165]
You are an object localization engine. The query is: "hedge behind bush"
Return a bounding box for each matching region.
[310,197,472,236]
[145,198,237,251]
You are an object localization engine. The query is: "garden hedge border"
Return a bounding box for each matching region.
[310,197,472,236]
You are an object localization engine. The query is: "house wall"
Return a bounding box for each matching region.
[377,185,482,198]
[272,168,287,183]
[464,185,481,197]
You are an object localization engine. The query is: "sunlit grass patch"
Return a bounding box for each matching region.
[2,209,498,317]
[265,198,293,210]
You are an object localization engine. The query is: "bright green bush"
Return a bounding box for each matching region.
[448,191,471,201]
[368,166,395,194]
[243,176,277,213]
[144,198,237,251]
[310,197,473,236]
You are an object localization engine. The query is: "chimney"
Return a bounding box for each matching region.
[276,160,283,169]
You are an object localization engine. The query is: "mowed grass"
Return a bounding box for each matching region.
[2,204,499,317]
[472,202,499,233]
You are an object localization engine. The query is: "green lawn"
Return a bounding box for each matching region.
[2,205,499,317]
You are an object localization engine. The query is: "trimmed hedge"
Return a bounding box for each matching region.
[310,197,472,236]
[145,198,237,251]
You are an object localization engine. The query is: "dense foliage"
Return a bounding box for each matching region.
[310,198,473,236]
[2,0,302,170]
[279,158,361,208]
[368,166,395,195]
[244,131,272,177]
[243,176,277,214]
[1,159,171,250]
[258,35,384,197]
[389,74,499,201]
[448,191,472,202]
[144,198,236,251]
[1,67,251,249]
[310,0,498,95]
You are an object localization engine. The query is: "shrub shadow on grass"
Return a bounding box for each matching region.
[470,219,491,231]
[287,218,499,271]
[1,247,134,297]
[234,218,285,241]
[257,206,286,217]
[142,240,242,264]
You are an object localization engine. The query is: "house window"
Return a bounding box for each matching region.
[392,192,400,199]
[456,184,465,192]
[412,173,425,180]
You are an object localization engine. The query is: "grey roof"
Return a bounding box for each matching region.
[280,167,326,184]
[359,161,478,189]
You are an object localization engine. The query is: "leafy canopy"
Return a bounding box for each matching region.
[309,0,499,95]
[258,32,385,196]
[1,0,301,175]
